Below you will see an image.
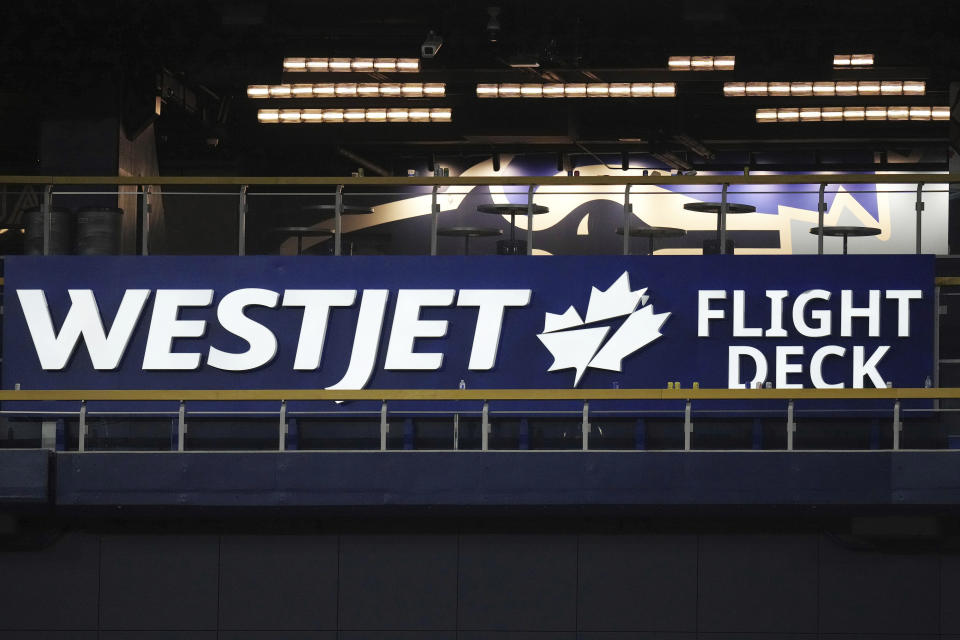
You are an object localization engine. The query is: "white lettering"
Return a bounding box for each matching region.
[142,290,213,370]
[282,290,357,370]
[810,345,846,389]
[728,346,767,389]
[732,290,762,337]
[886,290,922,337]
[765,290,789,338]
[326,290,388,391]
[852,345,889,388]
[841,289,880,337]
[792,290,831,338]
[698,290,727,337]
[775,345,804,389]
[207,288,280,371]
[457,289,531,370]
[385,289,455,370]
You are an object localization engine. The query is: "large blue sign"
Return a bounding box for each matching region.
[1,255,935,409]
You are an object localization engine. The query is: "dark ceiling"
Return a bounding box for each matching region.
[1,0,957,175]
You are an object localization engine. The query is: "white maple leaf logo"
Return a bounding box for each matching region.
[537,271,670,387]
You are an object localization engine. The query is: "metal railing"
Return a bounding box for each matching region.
[1,387,956,453]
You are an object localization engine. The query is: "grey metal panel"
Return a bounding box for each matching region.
[0,532,99,630]
[0,449,50,503]
[339,633,455,640]
[575,634,697,640]
[220,633,337,640]
[98,633,217,640]
[578,534,698,632]
[458,534,577,631]
[698,534,818,633]
[818,534,939,635]
[98,535,219,630]
[218,535,338,631]
[942,555,960,633]
[458,633,577,640]
[0,633,99,640]
[338,534,457,631]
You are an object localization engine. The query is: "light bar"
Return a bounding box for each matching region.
[257,108,452,123]
[834,53,874,68]
[475,82,675,98]
[248,83,445,99]
[725,80,925,97]
[668,55,735,71]
[756,106,950,122]
[282,57,421,73]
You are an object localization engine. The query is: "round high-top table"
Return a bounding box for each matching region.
[273,227,334,255]
[615,226,687,255]
[682,201,755,253]
[437,226,503,255]
[477,203,550,253]
[808,225,881,254]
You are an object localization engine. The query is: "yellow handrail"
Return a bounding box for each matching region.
[0,387,954,401]
[0,173,956,187]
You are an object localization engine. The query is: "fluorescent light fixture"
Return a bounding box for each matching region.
[380,83,402,96]
[258,108,453,123]
[292,84,314,96]
[726,80,926,97]
[283,57,419,72]
[423,83,445,96]
[334,83,358,97]
[473,82,675,98]
[668,55,734,70]
[755,105,948,122]
[834,53,874,67]
[247,85,269,98]
[357,83,380,97]
[400,83,423,97]
[246,83,445,98]
[269,85,291,97]
[313,84,335,97]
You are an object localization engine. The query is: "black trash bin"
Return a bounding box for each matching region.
[75,207,123,255]
[23,205,73,255]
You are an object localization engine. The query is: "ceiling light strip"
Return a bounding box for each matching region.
[667,55,735,71]
[248,83,445,99]
[755,106,949,122]
[257,108,452,123]
[833,53,875,68]
[475,82,676,98]
[282,57,420,73]
[725,80,925,97]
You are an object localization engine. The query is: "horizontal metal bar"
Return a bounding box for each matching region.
[0,173,956,186]
[0,387,958,401]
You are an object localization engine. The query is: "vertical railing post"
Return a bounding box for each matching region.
[334,184,344,256]
[453,412,459,450]
[893,400,902,451]
[41,184,53,255]
[719,183,729,254]
[915,182,925,254]
[787,400,796,451]
[622,185,632,255]
[582,401,590,451]
[279,400,287,452]
[935,285,942,412]
[526,185,535,256]
[817,183,827,255]
[481,401,490,450]
[140,185,151,255]
[380,401,388,451]
[683,400,692,450]
[78,401,87,452]
[177,401,186,452]
[238,185,248,256]
[430,185,440,255]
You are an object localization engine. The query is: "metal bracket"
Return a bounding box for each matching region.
[787,400,796,451]
[916,182,925,254]
[430,185,440,255]
[817,183,828,255]
[481,401,490,450]
[42,184,53,256]
[526,185,535,255]
[623,185,632,255]
[177,400,186,452]
[279,400,288,452]
[683,400,692,450]
[719,183,729,254]
[238,185,248,256]
[453,412,459,450]
[334,184,344,256]
[380,401,388,451]
[78,400,87,452]
[893,400,902,450]
[582,401,591,450]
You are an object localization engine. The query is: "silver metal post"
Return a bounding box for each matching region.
[177,401,186,452]
[334,185,344,256]
[380,401,388,451]
[935,285,942,411]
[140,185,151,256]
[238,185,248,256]
[481,401,490,450]
[787,400,796,451]
[893,400,902,451]
[719,183,729,254]
[279,400,287,452]
[683,400,692,450]
[41,184,53,255]
[581,401,590,451]
[622,185,632,255]
[526,185,535,256]
[817,183,827,255]
[78,401,87,452]
[430,185,440,255]
[915,182,925,254]
[453,412,459,450]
